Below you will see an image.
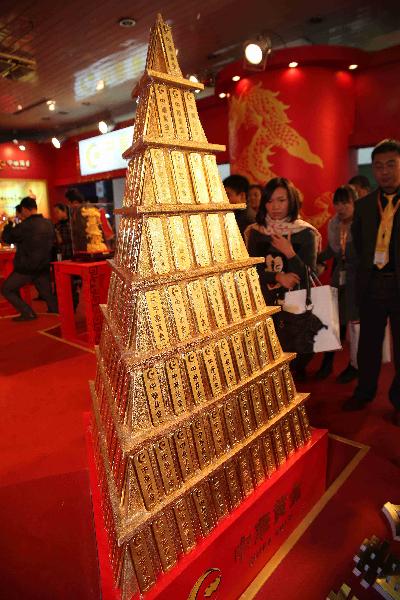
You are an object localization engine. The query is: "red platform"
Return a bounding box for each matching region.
[53,260,110,347]
[85,413,328,600]
[0,250,32,316]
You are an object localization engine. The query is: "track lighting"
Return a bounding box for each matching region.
[243,36,272,71]
[98,120,115,134]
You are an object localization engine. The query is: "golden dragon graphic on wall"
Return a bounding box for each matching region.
[229,84,332,229]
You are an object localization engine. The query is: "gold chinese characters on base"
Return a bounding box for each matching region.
[91,13,313,598]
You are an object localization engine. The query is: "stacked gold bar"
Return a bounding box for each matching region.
[91,14,312,598]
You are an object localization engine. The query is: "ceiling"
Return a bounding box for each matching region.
[0,0,399,141]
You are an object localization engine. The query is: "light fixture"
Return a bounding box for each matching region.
[188,74,199,83]
[17,104,22,111]
[98,120,115,134]
[348,64,358,70]
[118,17,136,28]
[18,144,26,151]
[232,75,241,82]
[288,61,298,68]
[47,100,56,111]
[219,92,227,99]
[51,136,62,149]
[96,79,105,91]
[243,36,272,71]
[12,139,18,145]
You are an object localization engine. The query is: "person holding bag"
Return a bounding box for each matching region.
[245,177,321,379]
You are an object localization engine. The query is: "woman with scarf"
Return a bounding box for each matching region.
[244,177,320,379]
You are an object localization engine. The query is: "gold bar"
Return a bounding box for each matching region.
[271,369,287,411]
[166,284,191,341]
[209,406,227,456]
[271,424,286,466]
[243,327,259,372]
[250,383,266,428]
[143,366,167,426]
[188,153,210,204]
[260,377,277,420]
[165,357,187,415]
[184,351,206,405]
[220,271,242,323]
[217,338,237,389]
[255,321,269,367]
[144,289,170,350]
[192,484,216,535]
[160,21,182,75]
[183,90,206,141]
[247,267,264,309]
[133,449,159,510]
[238,391,256,437]
[150,148,173,204]
[129,530,157,593]
[146,218,171,274]
[260,432,277,477]
[174,427,195,480]
[202,344,223,397]
[235,270,253,317]
[188,214,211,267]
[170,150,194,204]
[204,276,228,327]
[154,437,180,494]
[191,415,211,468]
[224,212,247,260]
[206,214,227,263]
[167,216,192,271]
[169,88,190,139]
[231,332,249,380]
[224,460,242,508]
[237,451,254,497]
[203,154,225,203]
[281,364,295,403]
[154,83,175,137]
[281,416,296,457]
[209,470,230,519]
[187,280,210,334]
[250,441,266,486]
[290,409,305,448]
[173,498,196,553]
[265,317,282,360]
[223,397,241,446]
[152,512,178,571]
[297,404,312,441]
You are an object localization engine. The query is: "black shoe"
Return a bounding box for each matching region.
[342,396,370,411]
[12,313,37,322]
[336,364,358,384]
[315,362,333,380]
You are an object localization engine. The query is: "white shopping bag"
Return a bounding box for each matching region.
[283,285,342,353]
[348,321,391,366]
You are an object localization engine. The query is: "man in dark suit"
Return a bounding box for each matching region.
[344,139,400,426]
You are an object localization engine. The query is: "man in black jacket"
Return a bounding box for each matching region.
[344,139,400,426]
[1,196,58,321]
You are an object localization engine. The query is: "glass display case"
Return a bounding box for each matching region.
[70,203,115,261]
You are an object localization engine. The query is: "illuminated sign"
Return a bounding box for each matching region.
[78,126,134,176]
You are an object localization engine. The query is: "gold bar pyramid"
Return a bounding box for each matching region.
[91,13,312,598]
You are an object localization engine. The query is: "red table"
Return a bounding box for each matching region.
[53,260,111,347]
[0,250,32,316]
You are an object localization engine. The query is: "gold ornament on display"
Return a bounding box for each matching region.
[91,13,312,597]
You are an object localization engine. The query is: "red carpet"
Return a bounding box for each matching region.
[0,311,399,599]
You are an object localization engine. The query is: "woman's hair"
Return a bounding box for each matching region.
[256,177,300,224]
[333,184,357,205]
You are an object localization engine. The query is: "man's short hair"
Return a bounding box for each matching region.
[223,174,250,196]
[65,187,84,204]
[348,175,371,190]
[15,204,22,214]
[20,197,37,211]
[371,139,400,160]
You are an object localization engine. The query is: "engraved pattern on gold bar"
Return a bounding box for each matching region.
[217,338,237,389]
[129,531,157,593]
[144,289,170,350]
[188,215,212,267]
[173,498,196,552]
[133,449,159,510]
[192,483,217,535]
[165,358,187,415]
[220,271,242,322]
[170,151,194,204]
[154,437,180,494]
[183,90,207,141]
[204,276,228,328]
[146,217,171,274]
[174,427,196,481]
[152,513,178,571]
[209,469,230,519]
[206,214,228,263]
[184,351,207,405]
[154,84,175,138]
[186,279,211,334]
[202,344,223,397]
[188,153,210,204]
[167,216,192,270]
[165,284,191,341]
[224,213,248,260]
[203,154,226,203]
[169,88,190,139]
[150,148,174,204]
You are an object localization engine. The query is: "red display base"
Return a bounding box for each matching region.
[85,414,327,600]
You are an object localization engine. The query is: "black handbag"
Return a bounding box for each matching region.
[273,269,327,354]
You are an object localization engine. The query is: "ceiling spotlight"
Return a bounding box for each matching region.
[288,61,298,68]
[17,104,22,111]
[188,74,199,83]
[12,138,19,145]
[98,120,115,134]
[219,92,227,99]
[118,17,136,28]
[48,100,56,111]
[232,75,241,82]
[243,36,272,71]
[51,136,62,149]
[96,79,105,91]
[18,144,26,151]
[348,64,358,70]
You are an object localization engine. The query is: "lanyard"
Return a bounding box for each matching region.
[339,223,349,259]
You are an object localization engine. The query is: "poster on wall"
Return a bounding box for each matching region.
[0,179,49,219]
